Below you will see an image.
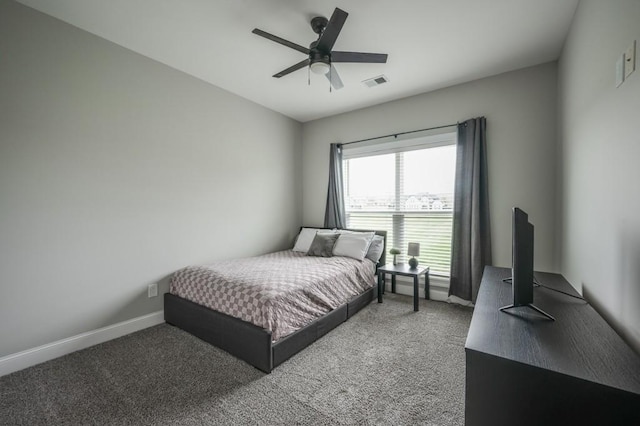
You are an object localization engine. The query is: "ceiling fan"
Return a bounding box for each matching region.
[252,7,388,90]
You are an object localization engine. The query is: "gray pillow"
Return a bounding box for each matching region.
[366,235,385,263]
[307,232,340,257]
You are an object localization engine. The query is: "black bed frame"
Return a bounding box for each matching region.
[164,229,386,373]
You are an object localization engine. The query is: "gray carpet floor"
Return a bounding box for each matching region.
[0,294,473,425]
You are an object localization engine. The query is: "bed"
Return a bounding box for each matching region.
[164,228,386,373]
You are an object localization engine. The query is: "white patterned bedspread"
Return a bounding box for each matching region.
[169,250,376,341]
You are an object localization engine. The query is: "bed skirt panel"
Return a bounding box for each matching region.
[348,285,376,318]
[164,293,273,372]
[164,285,375,373]
[272,304,348,368]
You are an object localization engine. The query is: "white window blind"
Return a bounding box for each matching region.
[343,129,457,276]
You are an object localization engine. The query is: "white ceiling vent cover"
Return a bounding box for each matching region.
[362,75,389,88]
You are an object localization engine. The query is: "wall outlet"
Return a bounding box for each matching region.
[624,40,636,79]
[148,283,158,298]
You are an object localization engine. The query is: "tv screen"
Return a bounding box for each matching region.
[512,207,534,306]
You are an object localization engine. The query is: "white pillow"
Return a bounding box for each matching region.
[333,231,375,261]
[292,228,336,252]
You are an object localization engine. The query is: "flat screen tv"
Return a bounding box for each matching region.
[499,207,555,320]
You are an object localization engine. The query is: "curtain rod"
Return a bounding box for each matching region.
[338,123,458,147]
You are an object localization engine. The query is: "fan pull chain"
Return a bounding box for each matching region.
[329,63,332,93]
[308,66,310,86]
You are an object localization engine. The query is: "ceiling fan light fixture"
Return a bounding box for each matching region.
[310,61,330,74]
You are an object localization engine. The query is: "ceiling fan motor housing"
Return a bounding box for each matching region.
[310,49,330,64]
[309,17,330,71]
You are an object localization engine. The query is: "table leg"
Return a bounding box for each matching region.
[377,272,383,303]
[413,275,419,312]
[425,270,430,300]
[391,274,396,293]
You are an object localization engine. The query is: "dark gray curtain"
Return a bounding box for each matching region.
[324,143,346,229]
[449,117,492,302]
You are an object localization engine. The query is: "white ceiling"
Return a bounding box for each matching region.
[17,0,578,123]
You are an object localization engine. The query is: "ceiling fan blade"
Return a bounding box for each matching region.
[325,64,344,90]
[252,28,310,55]
[331,51,388,63]
[316,8,348,53]
[273,59,310,78]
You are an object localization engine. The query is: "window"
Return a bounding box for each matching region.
[343,130,457,276]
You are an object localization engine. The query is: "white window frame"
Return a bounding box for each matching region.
[342,128,457,280]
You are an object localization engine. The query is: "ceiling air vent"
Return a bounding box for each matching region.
[362,75,389,88]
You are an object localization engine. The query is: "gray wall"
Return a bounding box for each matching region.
[0,0,302,357]
[558,0,640,352]
[302,63,558,274]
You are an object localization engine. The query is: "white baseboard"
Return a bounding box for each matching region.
[388,281,449,302]
[383,274,451,302]
[0,310,164,377]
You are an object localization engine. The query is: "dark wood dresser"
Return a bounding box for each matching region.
[465,266,640,425]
